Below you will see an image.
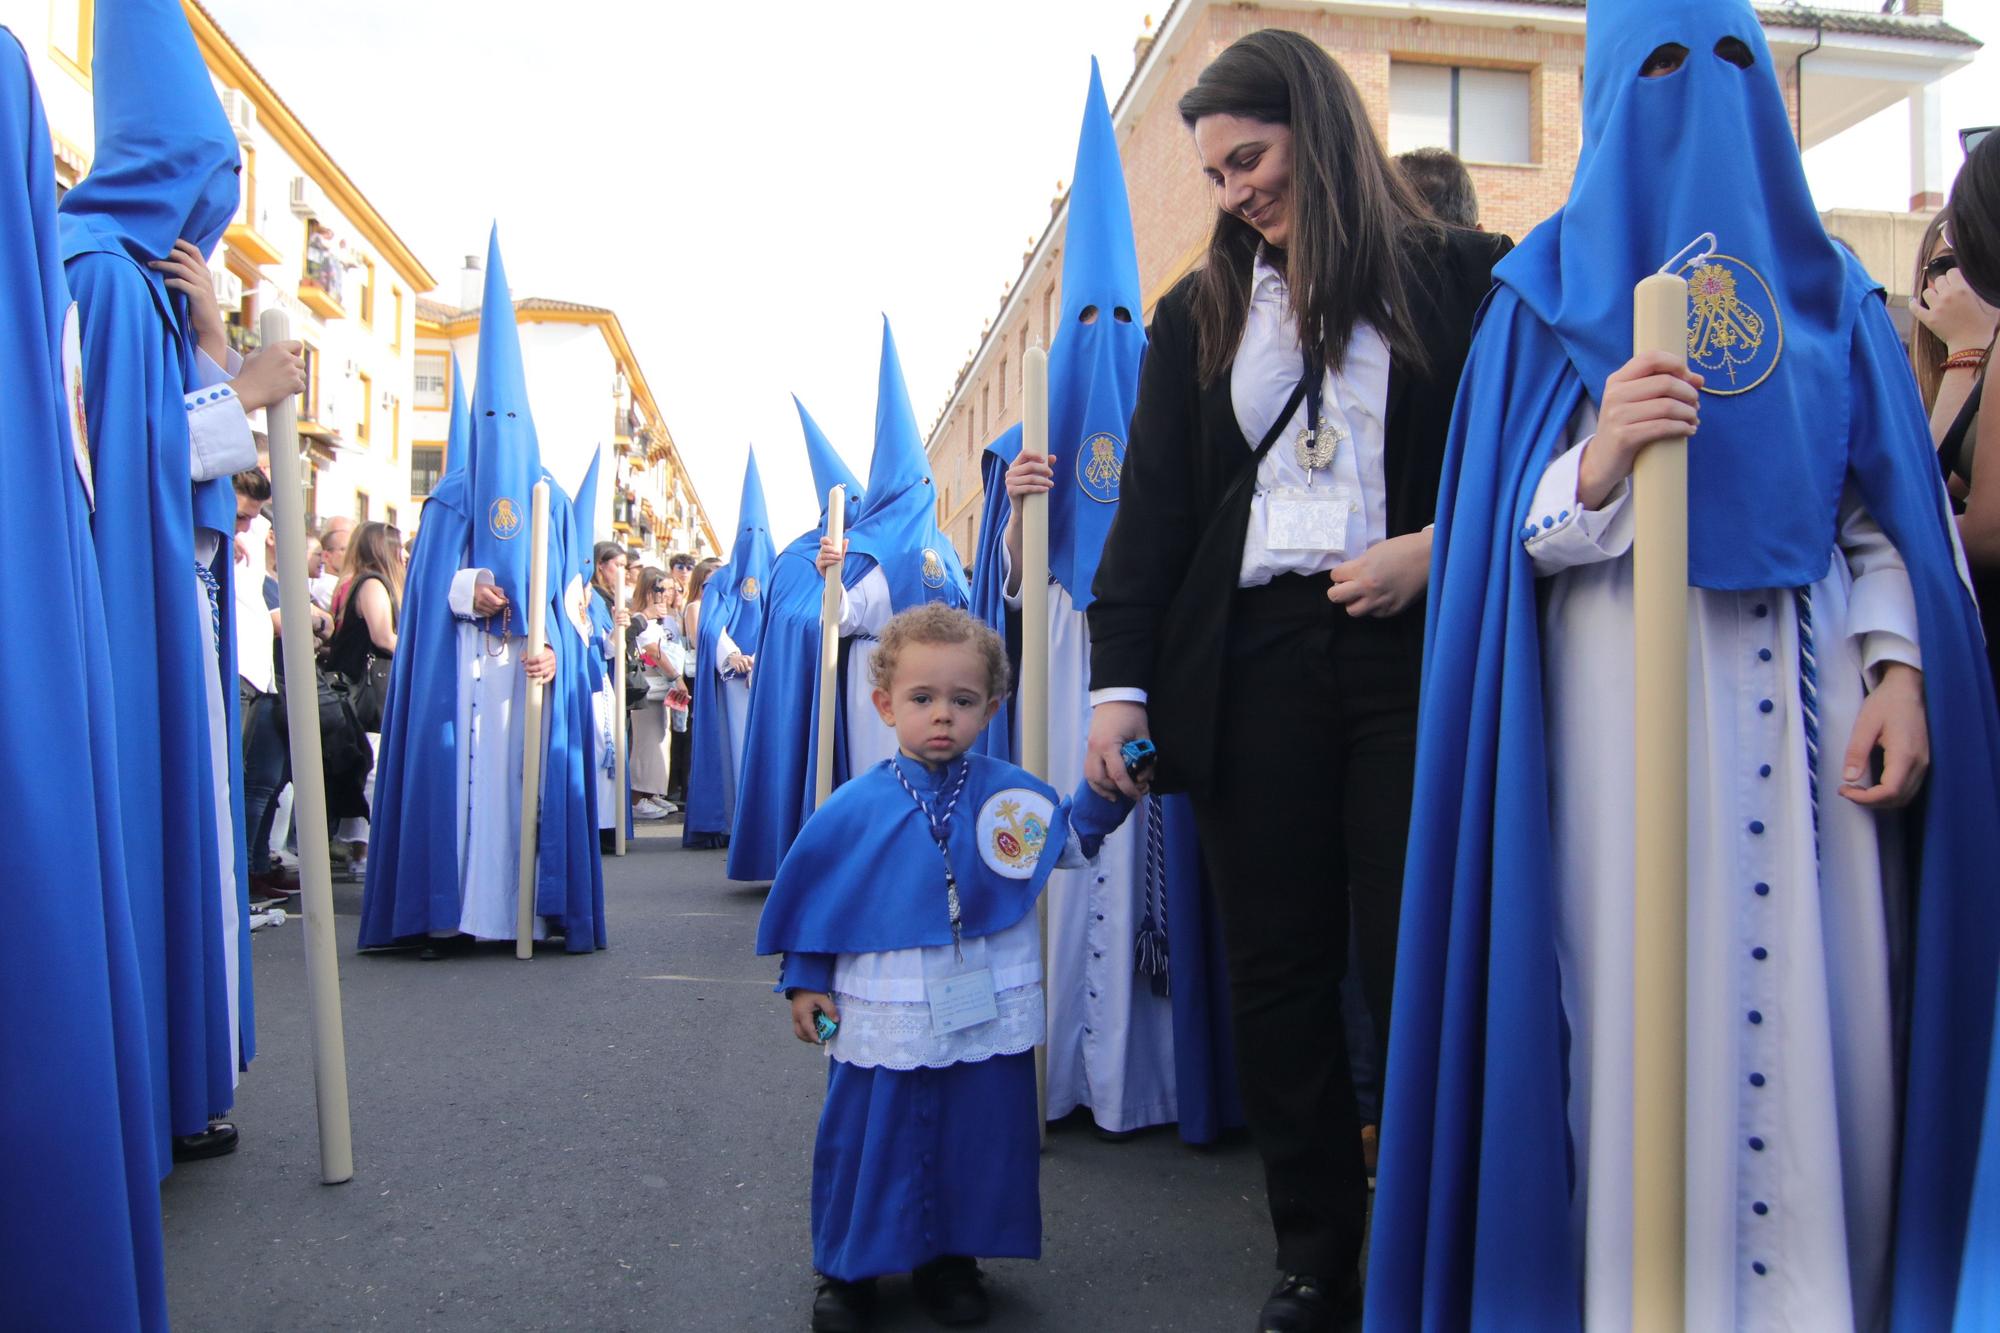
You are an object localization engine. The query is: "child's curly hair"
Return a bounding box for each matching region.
[869,603,1011,700]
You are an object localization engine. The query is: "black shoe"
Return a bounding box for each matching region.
[418,934,471,961]
[912,1255,989,1326]
[810,1274,875,1332]
[172,1122,240,1161]
[1257,1273,1353,1333]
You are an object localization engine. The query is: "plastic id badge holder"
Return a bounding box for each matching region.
[926,937,999,1037]
[1265,485,1352,555]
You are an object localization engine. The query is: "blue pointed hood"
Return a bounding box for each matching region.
[571,445,604,580]
[442,354,471,483]
[1496,0,1851,591]
[1045,57,1147,609]
[722,447,778,648]
[792,395,863,530]
[58,0,240,338]
[467,226,542,609]
[844,318,967,609]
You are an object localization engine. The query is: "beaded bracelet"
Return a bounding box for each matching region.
[1942,348,1989,373]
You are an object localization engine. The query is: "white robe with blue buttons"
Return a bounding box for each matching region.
[1527,409,1921,1332]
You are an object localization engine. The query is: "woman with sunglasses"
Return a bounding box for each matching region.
[628,567,682,819]
[1910,213,1997,459]
[1941,131,2000,691]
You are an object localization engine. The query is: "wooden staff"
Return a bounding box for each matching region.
[613,614,628,857]
[1630,270,1691,1332]
[515,480,553,960]
[1020,345,1052,1145]
[813,484,847,807]
[259,308,353,1185]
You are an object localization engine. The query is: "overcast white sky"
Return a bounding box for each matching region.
[198,0,1995,543]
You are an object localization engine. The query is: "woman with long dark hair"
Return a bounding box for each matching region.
[323,520,404,877]
[1084,29,1511,1329]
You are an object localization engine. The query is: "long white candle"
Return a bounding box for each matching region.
[259,308,354,1184]
[814,485,847,808]
[514,480,552,960]
[1630,271,1691,1333]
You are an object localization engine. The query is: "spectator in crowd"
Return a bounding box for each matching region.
[628,566,682,818]
[588,541,633,849]
[1941,132,2000,687]
[669,550,696,591]
[232,474,294,898]
[1395,146,1479,228]
[324,520,403,881]
[670,557,722,808]
[314,516,352,608]
[1085,30,1511,1327]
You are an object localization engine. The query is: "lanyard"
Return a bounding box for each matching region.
[891,755,972,958]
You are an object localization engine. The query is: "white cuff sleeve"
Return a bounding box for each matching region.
[840,567,891,638]
[997,542,1024,611]
[716,627,742,671]
[1089,687,1149,708]
[1524,433,1634,576]
[449,568,495,620]
[186,380,257,483]
[1835,484,1923,681]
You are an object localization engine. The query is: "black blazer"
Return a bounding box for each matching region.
[1087,225,1513,794]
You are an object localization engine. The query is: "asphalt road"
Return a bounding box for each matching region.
[160,823,1321,1332]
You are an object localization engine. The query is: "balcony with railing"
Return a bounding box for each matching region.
[299,227,345,320]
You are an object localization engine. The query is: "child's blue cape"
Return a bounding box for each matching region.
[756,753,1126,958]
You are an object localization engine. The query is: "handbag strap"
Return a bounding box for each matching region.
[1210,376,1310,527]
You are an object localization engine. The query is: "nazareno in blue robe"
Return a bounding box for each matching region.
[1367,72,2000,1333]
[57,0,253,1155]
[357,466,608,951]
[725,398,863,881]
[0,30,167,1329]
[686,448,777,848]
[757,753,1128,1279]
[359,227,605,951]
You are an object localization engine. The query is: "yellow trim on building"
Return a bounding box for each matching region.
[183,1,436,292]
[299,283,344,321]
[224,222,283,267]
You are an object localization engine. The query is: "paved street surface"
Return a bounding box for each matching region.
[160,823,1335,1331]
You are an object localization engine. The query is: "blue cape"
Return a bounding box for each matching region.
[1365,247,2000,1333]
[59,0,251,1155]
[755,754,1126,956]
[725,399,864,881]
[844,319,970,611]
[1043,58,1147,610]
[0,30,166,1328]
[685,448,777,848]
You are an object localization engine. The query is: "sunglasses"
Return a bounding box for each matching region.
[1924,252,1960,285]
[1963,126,1994,155]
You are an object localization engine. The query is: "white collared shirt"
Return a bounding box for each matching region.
[1231,253,1392,587]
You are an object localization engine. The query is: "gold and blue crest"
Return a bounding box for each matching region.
[1075,431,1124,504]
[488,495,522,540]
[920,548,946,589]
[1685,255,1782,395]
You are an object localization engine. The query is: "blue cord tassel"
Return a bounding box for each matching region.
[1794,586,1820,864]
[1132,795,1170,998]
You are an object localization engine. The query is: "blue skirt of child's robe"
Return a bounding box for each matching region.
[812,1052,1041,1280]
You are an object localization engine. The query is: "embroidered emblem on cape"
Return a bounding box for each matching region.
[739,575,760,602]
[921,548,947,590]
[977,788,1054,879]
[1684,254,1782,396]
[488,496,523,540]
[564,573,591,641]
[62,304,94,510]
[1076,432,1124,504]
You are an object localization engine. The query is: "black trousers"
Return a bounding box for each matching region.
[1188,574,1420,1280]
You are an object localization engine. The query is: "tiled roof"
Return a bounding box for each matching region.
[431,296,616,324]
